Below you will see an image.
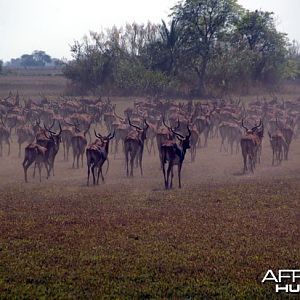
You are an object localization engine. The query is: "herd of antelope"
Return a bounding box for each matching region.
[0,92,299,189]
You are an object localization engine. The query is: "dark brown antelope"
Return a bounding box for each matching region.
[240,120,263,174]
[124,119,149,177]
[156,118,180,167]
[161,125,191,189]
[23,143,50,182]
[34,119,55,143]
[32,122,62,179]
[86,130,115,185]
[42,122,62,176]
[23,144,49,182]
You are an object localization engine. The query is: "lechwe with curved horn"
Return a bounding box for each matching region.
[43,121,62,176]
[86,130,115,185]
[240,119,263,174]
[155,117,180,168]
[124,118,149,177]
[160,124,191,189]
[23,121,62,182]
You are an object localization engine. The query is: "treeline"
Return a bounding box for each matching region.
[6,50,64,69]
[63,0,300,97]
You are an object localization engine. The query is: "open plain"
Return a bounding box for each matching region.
[0,76,300,299]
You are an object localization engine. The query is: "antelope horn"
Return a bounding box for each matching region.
[48,119,55,130]
[163,117,172,131]
[187,125,191,138]
[44,123,56,135]
[174,118,180,131]
[108,130,115,140]
[170,127,185,139]
[241,119,248,131]
[94,129,103,139]
[128,118,142,131]
[144,119,149,129]
[251,119,262,132]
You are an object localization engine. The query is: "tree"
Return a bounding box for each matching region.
[20,54,36,67]
[32,50,52,66]
[172,0,241,95]
[18,50,53,68]
[234,10,288,83]
[63,35,116,94]
[0,60,3,74]
[63,1,291,96]
[284,40,300,79]
[159,19,180,75]
[64,24,170,95]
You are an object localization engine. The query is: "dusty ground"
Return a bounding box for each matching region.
[0,104,300,298]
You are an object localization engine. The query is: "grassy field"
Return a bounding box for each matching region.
[0,75,300,299]
[1,177,300,299]
[1,71,300,101]
[0,72,67,98]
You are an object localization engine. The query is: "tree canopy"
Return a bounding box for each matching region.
[63,0,295,97]
[7,51,62,68]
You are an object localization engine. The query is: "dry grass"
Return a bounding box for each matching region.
[0,74,67,97]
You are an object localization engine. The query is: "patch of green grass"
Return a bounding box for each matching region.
[0,178,300,298]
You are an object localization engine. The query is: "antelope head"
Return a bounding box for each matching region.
[44,121,62,143]
[129,118,149,141]
[242,119,262,134]
[163,117,180,139]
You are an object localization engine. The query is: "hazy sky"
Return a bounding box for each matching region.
[0,0,299,62]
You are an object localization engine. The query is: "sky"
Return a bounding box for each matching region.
[0,0,299,62]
